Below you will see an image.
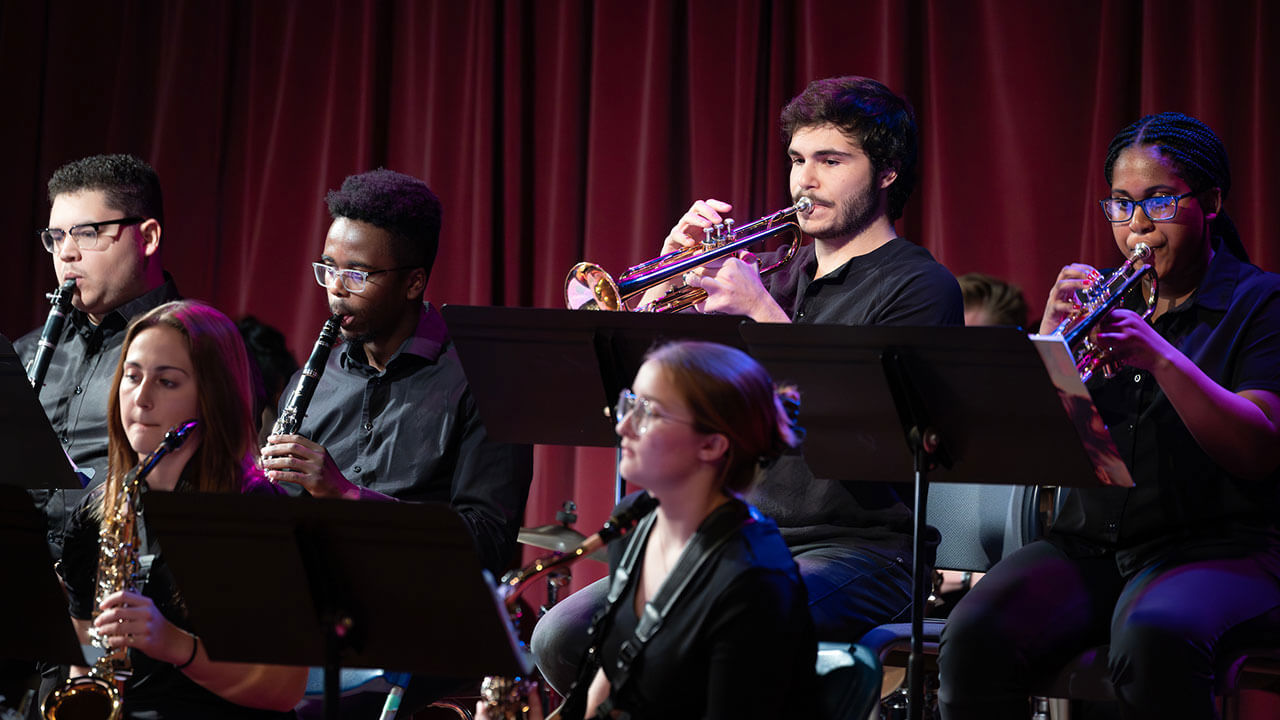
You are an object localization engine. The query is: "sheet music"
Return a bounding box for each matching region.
[1028,334,1133,488]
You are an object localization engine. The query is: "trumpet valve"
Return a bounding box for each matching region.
[723,217,735,241]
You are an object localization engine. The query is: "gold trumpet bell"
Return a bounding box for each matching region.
[563,197,812,314]
[564,262,624,311]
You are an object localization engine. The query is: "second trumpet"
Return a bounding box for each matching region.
[564,197,812,312]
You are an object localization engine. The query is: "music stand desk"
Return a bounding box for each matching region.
[0,334,83,491]
[443,305,752,504]
[441,305,751,448]
[0,485,87,668]
[144,492,528,720]
[741,323,1129,488]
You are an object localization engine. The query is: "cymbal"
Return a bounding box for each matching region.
[518,524,606,562]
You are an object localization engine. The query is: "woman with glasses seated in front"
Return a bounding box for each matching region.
[55,300,308,719]
[937,113,1280,720]
[479,340,816,720]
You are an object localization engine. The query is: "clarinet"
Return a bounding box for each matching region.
[271,314,342,436]
[27,278,78,396]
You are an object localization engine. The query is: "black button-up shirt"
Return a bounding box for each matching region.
[17,274,181,483]
[750,239,964,552]
[282,303,533,575]
[17,276,181,559]
[1052,249,1280,559]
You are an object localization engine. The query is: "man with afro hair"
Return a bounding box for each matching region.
[262,168,532,576]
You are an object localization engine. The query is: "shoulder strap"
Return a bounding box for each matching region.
[559,510,658,720]
[608,500,748,696]
[606,511,658,604]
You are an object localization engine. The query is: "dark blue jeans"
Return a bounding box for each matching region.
[530,542,913,694]
[938,538,1280,720]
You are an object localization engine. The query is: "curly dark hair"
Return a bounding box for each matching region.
[47,154,164,226]
[779,76,918,221]
[325,168,443,277]
[1103,111,1245,262]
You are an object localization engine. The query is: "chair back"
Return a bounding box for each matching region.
[815,642,884,720]
[927,483,1041,572]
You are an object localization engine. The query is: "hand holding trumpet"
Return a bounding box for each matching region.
[1038,262,1103,334]
[659,198,792,322]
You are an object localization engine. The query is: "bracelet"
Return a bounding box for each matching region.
[175,634,199,671]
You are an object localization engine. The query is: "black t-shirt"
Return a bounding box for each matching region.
[593,499,817,719]
[750,239,964,552]
[61,473,295,720]
[1051,249,1280,563]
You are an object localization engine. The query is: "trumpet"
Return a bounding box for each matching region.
[564,197,812,312]
[1052,243,1159,382]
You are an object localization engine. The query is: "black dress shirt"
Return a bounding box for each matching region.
[17,275,181,559]
[749,239,964,553]
[281,303,533,576]
[1051,249,1280,562]
[17,274,181,483]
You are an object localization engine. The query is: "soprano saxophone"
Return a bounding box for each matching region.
[481,493,660,720]
[42,420,199,720]
[272,314,342,436]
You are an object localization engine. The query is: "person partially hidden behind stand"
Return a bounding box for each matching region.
[56,300,307,719]
[478,341,816,720]
[937,113,1280,720]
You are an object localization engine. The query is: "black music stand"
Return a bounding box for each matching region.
[0,485,87,668]
[143,492,529,720]
[740,323,1129,720]
[441,306,751,501]
[0,335,83,491]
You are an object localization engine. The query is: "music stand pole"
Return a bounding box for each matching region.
[882,348,949,720]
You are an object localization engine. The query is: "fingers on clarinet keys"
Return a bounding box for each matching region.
[517,525,606,562]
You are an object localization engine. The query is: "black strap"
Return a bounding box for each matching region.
[607,500,748,700]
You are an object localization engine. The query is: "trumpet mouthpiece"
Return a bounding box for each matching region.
[1132,243,1152,260]
[794,197,813,213]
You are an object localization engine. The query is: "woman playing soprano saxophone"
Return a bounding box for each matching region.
[480,341,816,720]
[938,113,1280,720]
[58,301,307,718]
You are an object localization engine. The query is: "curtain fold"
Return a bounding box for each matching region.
[4,0,1275,591]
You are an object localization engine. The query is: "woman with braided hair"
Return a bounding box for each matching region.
[937,112,1280,719]
[478,341,816,720]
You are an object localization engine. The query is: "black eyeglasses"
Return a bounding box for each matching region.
[39,217,144,253]
[1099,192,1195,223]
[312,262,415,293]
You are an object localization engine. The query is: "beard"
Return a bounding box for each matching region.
[802,181,880,241]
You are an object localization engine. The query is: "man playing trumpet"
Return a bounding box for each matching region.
[533,75,964,695]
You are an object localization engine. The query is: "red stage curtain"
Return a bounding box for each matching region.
[3,0,1276,592]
